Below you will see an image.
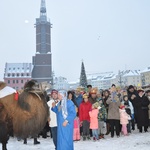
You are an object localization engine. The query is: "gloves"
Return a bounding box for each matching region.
[98,106,101,110]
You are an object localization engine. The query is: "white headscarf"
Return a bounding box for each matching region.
[59,90,68,119]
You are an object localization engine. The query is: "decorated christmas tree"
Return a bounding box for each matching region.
[79,61,87,88]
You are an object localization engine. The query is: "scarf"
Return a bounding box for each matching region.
[59,90,68,119]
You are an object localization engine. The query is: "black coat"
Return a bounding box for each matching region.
[135,95,149,127]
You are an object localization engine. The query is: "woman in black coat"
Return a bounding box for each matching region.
[134,89,149,132]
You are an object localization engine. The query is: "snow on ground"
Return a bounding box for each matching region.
[1,130,150,150]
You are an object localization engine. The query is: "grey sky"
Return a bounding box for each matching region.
[0,0,150,82]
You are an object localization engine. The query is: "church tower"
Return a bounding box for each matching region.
[32,0,53,84]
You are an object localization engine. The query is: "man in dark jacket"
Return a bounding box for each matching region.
[127,85,138,130]
[134,89,149,132]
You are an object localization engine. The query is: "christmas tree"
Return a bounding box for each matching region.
[79,61,87,88]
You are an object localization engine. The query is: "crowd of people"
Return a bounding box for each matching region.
[44,84,150,150]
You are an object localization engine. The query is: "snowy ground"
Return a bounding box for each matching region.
[1,129,150,150]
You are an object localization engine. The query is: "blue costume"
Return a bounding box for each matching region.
[52,99,76,150]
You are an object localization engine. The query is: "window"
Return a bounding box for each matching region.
[21,80,23,83]
[8,80,10,84]
[21,73,24,77]
[8,73,10,77]
[12,73,15,77]
[16,80,19,83]
[13,80,15,83]
[17,73,19,77]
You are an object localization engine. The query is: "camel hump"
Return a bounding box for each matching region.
[0,82,7,91]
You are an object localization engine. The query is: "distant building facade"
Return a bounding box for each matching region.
[140,67,150,86]
[53,76,70,90]
[87,72,116,89]
[32,0,53,84]
[68,70,143,90]
[4,63,32,90]
[118,70,141,87]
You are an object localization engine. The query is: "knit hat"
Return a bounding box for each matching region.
[120,105,125,109]
[128,85,134,90]
[90,88,98,94]
[51,89,58,95]
[92,102,100,109]
[83,93,88,99]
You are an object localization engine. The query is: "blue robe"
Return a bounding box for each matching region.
[52,100,76,150]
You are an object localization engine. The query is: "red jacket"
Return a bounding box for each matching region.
[79,101,92,122]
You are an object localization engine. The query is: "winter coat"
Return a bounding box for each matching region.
[134,95,149,127]
[79,101,92,122]
[98,101,107,121]
[119,109,130,125]
[147,96,150,119]
[122,100,134,116]
[47,99,57,127]
[89,97,97,104]
[89,109,99,129]
[75,94,83,107]
[106,95,121,120]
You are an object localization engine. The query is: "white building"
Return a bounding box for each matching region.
[140,66,150,86]
[119,70,141,87]
[68,70,142,90]
[53,76,69,90]
[87,72,116,89]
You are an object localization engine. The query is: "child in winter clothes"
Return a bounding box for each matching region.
[79,94,92,141]
[73,116,80,141]
[122,95,134,133]
[98,99,107,139]
[119,105,131,136]
[89,102,101,141]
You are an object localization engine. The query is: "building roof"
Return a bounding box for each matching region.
[5,63,32,74]
[140,66,150,73]
[122,70,140,77]
[87,72,116,81]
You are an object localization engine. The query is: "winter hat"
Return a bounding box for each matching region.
[92,102,100,109]
[128,85,134,90]
[83,93,88,99]
[90,87,98,94]
[120,105,125,109]
[51,89,58,95]
[137,88,144,93]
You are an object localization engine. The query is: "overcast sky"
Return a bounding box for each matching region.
[0,0,150,82]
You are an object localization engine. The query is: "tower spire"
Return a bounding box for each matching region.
[40,0,47,17]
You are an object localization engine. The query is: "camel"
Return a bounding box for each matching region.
[0,80,50,150]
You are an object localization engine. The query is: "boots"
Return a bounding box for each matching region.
[105,123,110,135]
[34,138,40,145]
[86,135,91,140]
[23,138,27,144]
[83,136,86,141]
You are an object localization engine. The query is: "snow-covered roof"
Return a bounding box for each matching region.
[140,66,150,73]
[87,73,116,81]
[5,63,32,74]
[122,70,140,77]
